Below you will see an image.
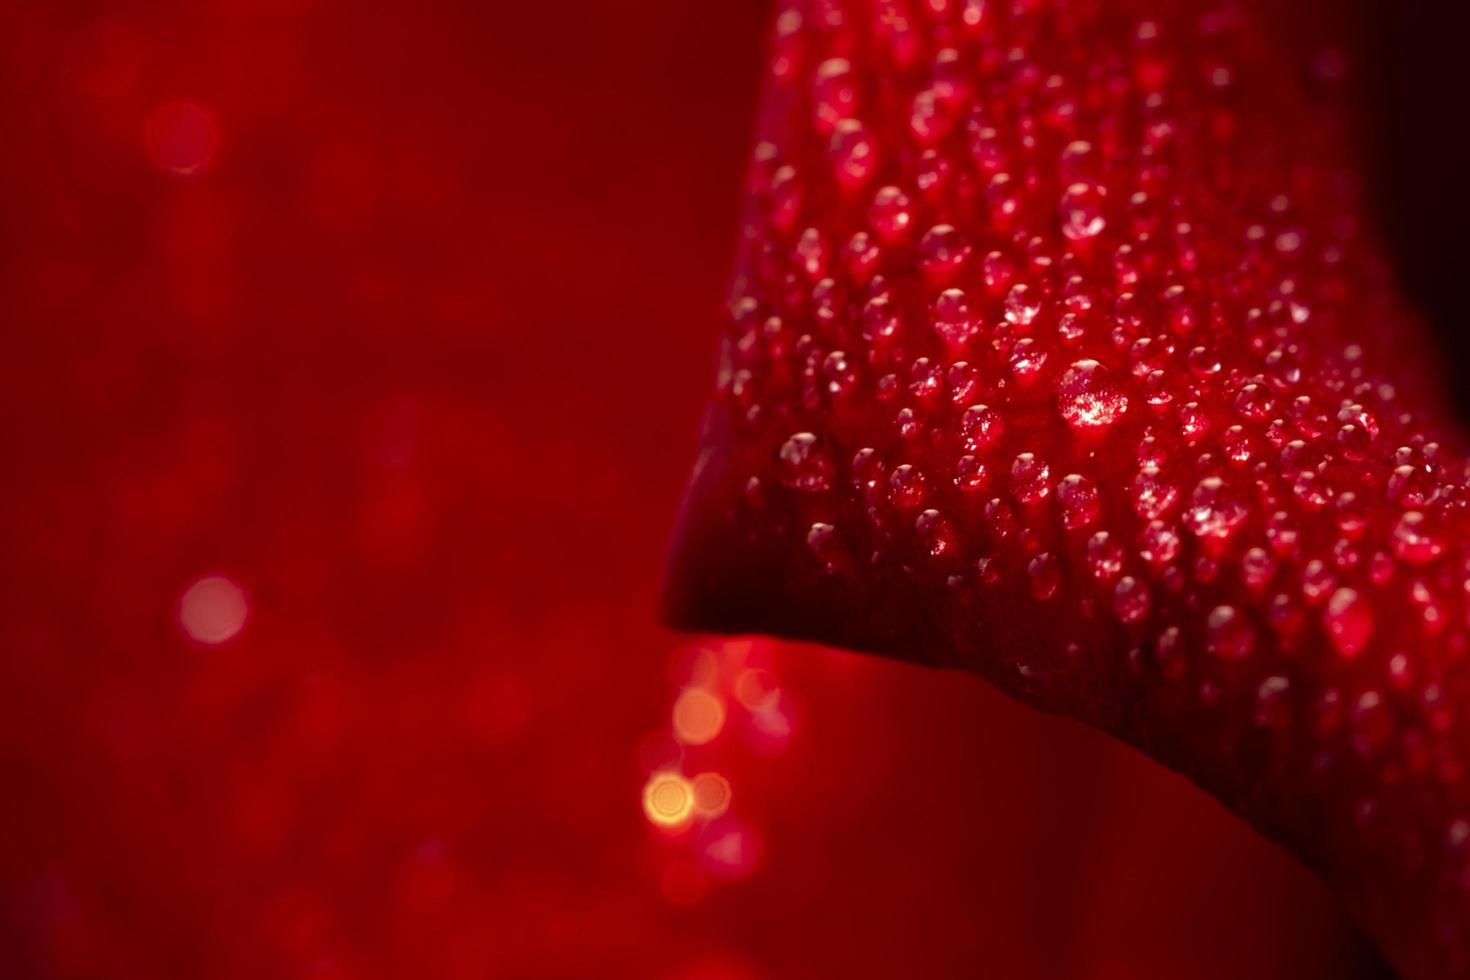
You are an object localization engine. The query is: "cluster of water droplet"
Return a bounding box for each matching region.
[699,0,1470,966]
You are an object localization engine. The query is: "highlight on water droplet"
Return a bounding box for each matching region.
[178,575,248,645]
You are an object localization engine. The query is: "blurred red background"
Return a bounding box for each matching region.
[0,2,1387,977]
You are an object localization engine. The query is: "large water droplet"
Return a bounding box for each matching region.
[1058,181,1107,241]
[1057,359,1127,430]
[1323,587,1373,657]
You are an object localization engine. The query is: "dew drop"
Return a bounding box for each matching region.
[776,433,833,492]
[1056,474,1100,530]
[1131,467,1179,520]
[1138,520,1181,568]
[954,455,989,493]
[1301,558,1336,605]
[1008,338,1049,384]
[888,464,929,511]
[1086,531,1124,583]
[1004,282,1042,327]
[1056,359,1127,430]
[1184,476,1249,552]
[806,523,844,572]
[1028,552,1061,600]
[1010,453,1051,505]
[812,58,857,133]
[1058,181,1107,241]
[1234,383,1275,422]
[1323,587,1373,658]
[919,224,972,281]
[828,119,877,190]
[1113,575,1151,624]
[1391,510,1444,565]
[1206,605,1254,660]
[932,288,979,346]
[960,403,1005,453]
[1254,676,1292,729]
[822,349,860,399]
[915,509,958,557]
[869,185,914,243]
[1240,547,1277,592]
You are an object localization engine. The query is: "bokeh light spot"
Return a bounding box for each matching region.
[672,687,725,745]
[178,575,248,645]
[699,818,763,879]
[691,772,732,819]
[660,859,707,907]
[146,100,219,178]
[734,668,779,711]
[642,772,694,829]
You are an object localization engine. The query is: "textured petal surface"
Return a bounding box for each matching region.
[665,3,1470,976]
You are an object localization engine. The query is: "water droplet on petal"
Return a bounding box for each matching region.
[1057,359,1127,430]
[776,433,833,492]
[1138,520,1181,568]
[1010,453,1051,505]
[915,509,958,557]
[932,288,979,346]
[889,464,929,510]
[1058,181,1107,241]
[1086,531,1124,583]
[1056,474,1100,530]
[1391,510,1444,565]
[1184,476,1249,553]
[960,403,1004,452]
[1323,587,1373,658]
[1028,552,1061,599]
[1004,282,1042,327]
[828,118,877,190]
[812,58,858,133]
[1207,604,1254,660]
[869,185,914,243]
[806,523,844,572]
[1113,575,1151,624]
[1131,467,1179,519]
[918,224,972,281]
